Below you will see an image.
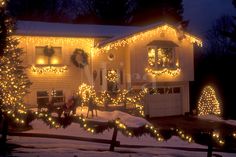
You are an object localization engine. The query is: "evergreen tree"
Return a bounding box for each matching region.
[197,86,221,116]
[0,0,31,125]
[0,0,7,56]
[8,0,58,22]
[75,0,132,25]
[130,0,185,26]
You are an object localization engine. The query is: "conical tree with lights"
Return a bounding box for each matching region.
[197,86,221,116]
[0,0,31,125]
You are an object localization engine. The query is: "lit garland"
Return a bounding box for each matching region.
[31,65,68,74]
[98,24,203,52]
[33,111,60,128]
[212,131,225,145]
[197,86,221,116]
[106,69,118,83]
[176,129,193,142]
[76,83,147,117]
[95,88,148,107]
[145,67,181,77]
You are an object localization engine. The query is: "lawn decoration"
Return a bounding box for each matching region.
[197,86,221,116]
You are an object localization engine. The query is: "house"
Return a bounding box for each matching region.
[15,21,202,117]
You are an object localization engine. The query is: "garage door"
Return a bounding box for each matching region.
[147,87,182,117]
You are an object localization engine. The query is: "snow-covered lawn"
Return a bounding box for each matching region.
[198,115,236,126]
[7,110,236,157]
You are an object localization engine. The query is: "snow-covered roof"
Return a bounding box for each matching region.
[97,22,166,47]
[15,21,202,48]
[15,21,140,38]
[98,22,202,48]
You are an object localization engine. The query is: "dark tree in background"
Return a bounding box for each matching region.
[206,15,234,54]
[130,0,185,25]
[0,1,7,56]
[74,0,132,25]
[8,0,185,26]
[191,1,236,119]
[8,0,58,21]
[222,0,236,52]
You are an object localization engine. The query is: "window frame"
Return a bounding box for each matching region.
[147,46,178,70]
[35,46,63,66]
[37,91,50,108]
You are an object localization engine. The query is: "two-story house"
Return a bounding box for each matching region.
[15,21,202,117]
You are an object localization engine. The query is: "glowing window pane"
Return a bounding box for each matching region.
[35,46,62,65]
[148,48,155,66]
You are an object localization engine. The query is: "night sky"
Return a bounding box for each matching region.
[184,0,236,36]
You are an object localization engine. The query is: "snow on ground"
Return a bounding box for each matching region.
[198,115,224,122]
[6,110,236,157]
[76,107,149,127]
[198,115,236,126]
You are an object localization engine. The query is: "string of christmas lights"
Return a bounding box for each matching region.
[0,0,31,125]
[31,65,68,74]
[106,69,119,83]
[98,24,202,52]
[197,86,221,116]
[145,67,181,77]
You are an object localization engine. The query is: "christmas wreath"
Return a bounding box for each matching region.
[44,46,54,57]
[70,49,88,68]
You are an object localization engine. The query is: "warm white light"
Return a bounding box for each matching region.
[36,58,45,65]
[51,58,59,64]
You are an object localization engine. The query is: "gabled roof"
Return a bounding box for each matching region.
[15,21,202,49]
[147,40,179,47]
[16,21,140,38]
[97,22,202,50]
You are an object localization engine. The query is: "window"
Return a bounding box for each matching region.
[173,87,181,93]
[51,90,64,103]
[37,90,64,108]
[148,47,178,69]
[147,40,179,70]
[37,91,49,108]
[165,87,173,94]
[35,46,62,65]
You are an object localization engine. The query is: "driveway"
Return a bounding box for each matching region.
[148,116,236,136]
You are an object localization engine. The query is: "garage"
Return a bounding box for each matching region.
[145,87,182,117]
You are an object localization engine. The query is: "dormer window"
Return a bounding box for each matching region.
[146,40,180,77]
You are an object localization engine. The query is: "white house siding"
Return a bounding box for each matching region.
[92,46,129,91]
[16,36,95,107]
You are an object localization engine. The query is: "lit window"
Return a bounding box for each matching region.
[148,48,156,66]
[147,40,179,69]
[35,46,62,65]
